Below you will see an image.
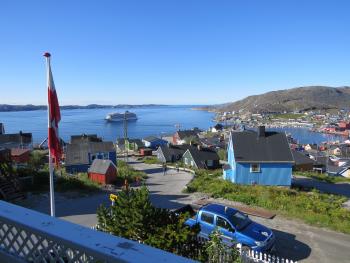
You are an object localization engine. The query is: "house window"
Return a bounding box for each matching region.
[207,160,213,167]
[250,163,260,173]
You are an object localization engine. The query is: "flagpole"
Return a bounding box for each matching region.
[44,52,55,217]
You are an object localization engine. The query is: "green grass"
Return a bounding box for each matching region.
[142,156,160,164]
[55,173,101,193]
[20,168,101,193]
[295,171,350,184]
[186,172,350,234]
[116,160,148,184]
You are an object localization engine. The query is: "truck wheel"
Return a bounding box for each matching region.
[241,245,250,255]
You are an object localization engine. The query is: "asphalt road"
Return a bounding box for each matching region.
[18,159,350,262]
[293,175,350,198]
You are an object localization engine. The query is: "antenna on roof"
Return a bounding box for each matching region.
[225,206,228,213]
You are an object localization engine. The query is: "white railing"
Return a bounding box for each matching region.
[0,201,194,263]
[195,237,297,263]
[238,244,297,263]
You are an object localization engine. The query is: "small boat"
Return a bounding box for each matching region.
[105,111,137,122]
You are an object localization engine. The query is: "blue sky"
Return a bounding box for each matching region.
[0,0,349,105]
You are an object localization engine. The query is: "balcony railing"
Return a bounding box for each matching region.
[0,200,194,263]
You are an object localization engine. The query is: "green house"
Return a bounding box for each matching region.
[125,138,144,151]
[182,146,220,169]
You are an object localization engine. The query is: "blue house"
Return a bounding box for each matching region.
[65,134,116,173]
[142,136,168,150]
[223,126,294,186]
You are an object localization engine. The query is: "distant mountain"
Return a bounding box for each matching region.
[0,104,167,112]
[206,86,350,113]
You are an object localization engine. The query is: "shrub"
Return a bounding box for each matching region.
[142,156,160,164]
[116,160,147,185]
[97,186,206,261]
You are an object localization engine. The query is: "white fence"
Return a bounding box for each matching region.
[238,244,297,263]
[0,201,194,263]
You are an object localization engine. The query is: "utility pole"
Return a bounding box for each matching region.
[124,111,128,162]
[175,123,181,131]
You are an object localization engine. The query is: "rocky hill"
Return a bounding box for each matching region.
[210,86,350,113]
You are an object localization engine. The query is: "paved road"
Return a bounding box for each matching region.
[126,159,194,209]
[293,175,350,198]
[251,215,350,263]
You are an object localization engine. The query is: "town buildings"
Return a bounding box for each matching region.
[65,134,116,173]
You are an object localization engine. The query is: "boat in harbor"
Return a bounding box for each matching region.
[105,111,138,122]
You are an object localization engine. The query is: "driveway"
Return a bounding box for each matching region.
[126,159,194,209]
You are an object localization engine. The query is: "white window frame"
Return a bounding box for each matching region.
[250,163,261,173]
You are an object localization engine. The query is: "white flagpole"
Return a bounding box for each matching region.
[45,53,55,217]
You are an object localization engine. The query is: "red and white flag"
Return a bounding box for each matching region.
[44,52,62,166]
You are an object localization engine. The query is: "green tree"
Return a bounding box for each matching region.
[28,151,47,171]
[97,186,205,260]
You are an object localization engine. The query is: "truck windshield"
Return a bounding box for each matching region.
[229,211,251,230]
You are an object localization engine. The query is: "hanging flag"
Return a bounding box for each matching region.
[44,52,62,166]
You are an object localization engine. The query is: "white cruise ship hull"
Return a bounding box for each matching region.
[105,116,138,122]
[105,111,138,122]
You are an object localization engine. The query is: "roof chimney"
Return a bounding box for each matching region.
[258,126,265,138]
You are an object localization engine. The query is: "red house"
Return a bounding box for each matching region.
[140,148,152,156]
[10,148,31,164]
[88,159,117,185]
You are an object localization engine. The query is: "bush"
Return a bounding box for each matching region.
[186,172,350,234]
[55,173,100,193]
[116,160,147,185]
[19,166,100,193]
[206,229,241,263]
[97,186,206,261]
[142,156,160,164]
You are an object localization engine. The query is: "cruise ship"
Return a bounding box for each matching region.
[105,111,138,122]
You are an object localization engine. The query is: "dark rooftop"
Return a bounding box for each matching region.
[231,129,294,163]
[291,150,314,165]
[89,159,116,174]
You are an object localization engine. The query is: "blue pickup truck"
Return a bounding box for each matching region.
[185,204,275,252]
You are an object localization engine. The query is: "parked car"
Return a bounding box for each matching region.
[185,203,275,252]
